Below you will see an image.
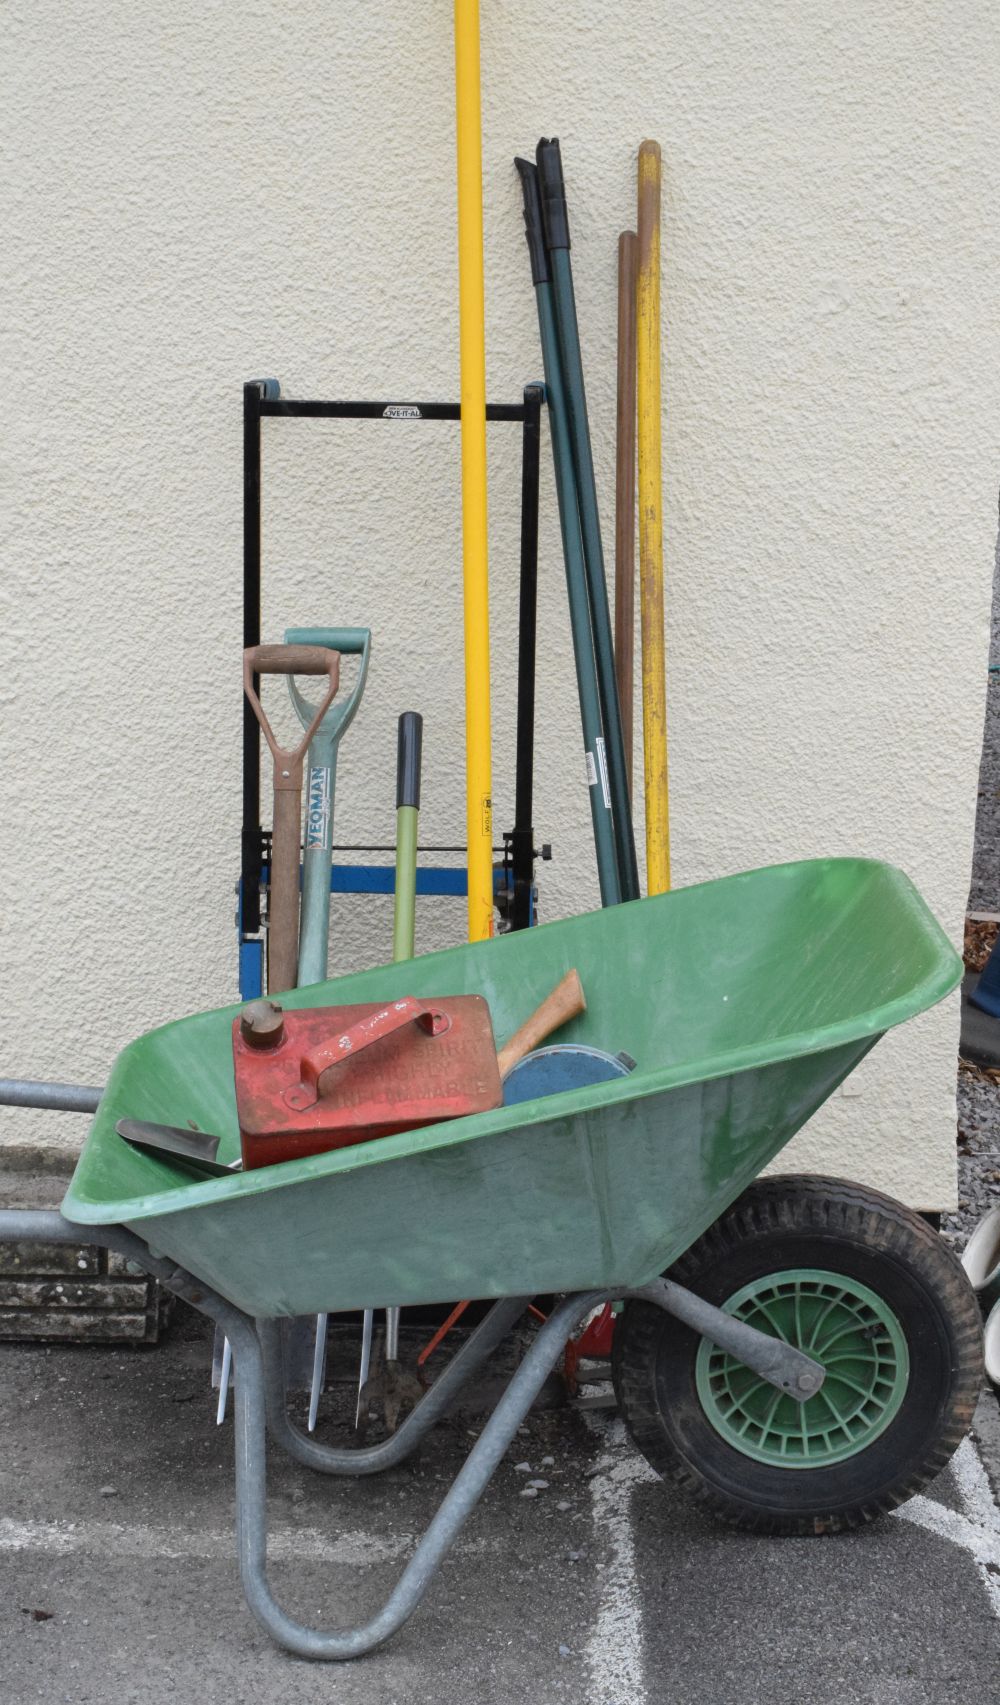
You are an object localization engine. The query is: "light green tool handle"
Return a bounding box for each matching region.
[393,808,418,962]
[382,712,424,1381]
[284,627,372,988]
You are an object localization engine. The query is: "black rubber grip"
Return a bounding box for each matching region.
[515,158,549,285]
[396,711,423,810]
[535,137,570,251]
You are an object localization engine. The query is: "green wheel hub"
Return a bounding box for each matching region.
[695,1268,910,1468]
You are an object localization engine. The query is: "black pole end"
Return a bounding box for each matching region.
[396,712,423,810]
[514,158,549,285]
[535,137,570,251]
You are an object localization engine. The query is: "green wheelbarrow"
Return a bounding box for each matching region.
[0,858,983,1660]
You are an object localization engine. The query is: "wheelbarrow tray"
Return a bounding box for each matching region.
[61,859,961,1317]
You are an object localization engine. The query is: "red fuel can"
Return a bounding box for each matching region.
[233,995,502,1169]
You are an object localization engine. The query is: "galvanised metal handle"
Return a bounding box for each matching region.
[286,998,451,1111]
[284,627,372,745]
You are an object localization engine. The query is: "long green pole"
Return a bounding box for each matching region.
[535,139,640,903]
[378,712,424,1408]
[515,159,621,907]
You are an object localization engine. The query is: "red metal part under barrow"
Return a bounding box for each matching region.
[564,1300,617,1393]
[234,994,501,1169]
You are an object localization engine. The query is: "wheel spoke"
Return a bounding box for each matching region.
[757,1386,785,1444]
[812,1319,874,1356]
[747,1298,790,1343]
[815,1384,844,1423]
[824,1369,878,1400]
[805,1291,848,1350]
[726,1373,770,1408]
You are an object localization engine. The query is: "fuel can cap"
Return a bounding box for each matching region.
[240,999,285,1050]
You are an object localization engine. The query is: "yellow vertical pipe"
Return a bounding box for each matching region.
[637,139,670,893]
[454,0,494,941]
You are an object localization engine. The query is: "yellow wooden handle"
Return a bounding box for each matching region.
[637,139,671,894]
[497,970,587,1078]
[454,0,494,942]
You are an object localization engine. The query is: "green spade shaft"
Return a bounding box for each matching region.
[515,158,621,907]
[535,138,640,903]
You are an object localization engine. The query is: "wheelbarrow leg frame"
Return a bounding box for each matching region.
[0,1210,822,1662]
[254,1296,530,1477]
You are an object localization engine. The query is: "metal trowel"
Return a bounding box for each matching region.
[115,1119,241,1178]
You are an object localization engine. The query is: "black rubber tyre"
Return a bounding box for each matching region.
[611,1175,983,1534]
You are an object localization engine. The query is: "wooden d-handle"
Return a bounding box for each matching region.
[246,644,339,678]
[497,969,586,1078]
[243,644,342,996]
[243,646,341,769]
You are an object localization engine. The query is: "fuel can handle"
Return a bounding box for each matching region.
[288,998,451,1111]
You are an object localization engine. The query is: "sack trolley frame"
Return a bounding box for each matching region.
[239,380,546,998]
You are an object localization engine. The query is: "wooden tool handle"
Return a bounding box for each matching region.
[246,644,339,678]
[266,788,304,995]
[243,645,342,770]
[497,969,586,1078]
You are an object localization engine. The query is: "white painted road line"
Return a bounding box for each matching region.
[897,1491,1000,1567]
[0,1516,498,1567]
[584,1413,658,1705]
[584,1413,1000,1705]
[906,1432,994,1616]
[894,1436,1000,1621]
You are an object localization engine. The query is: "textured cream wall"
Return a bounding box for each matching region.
[2,2,996,1203]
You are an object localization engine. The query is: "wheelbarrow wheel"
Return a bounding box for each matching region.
[612,1175,983,1534]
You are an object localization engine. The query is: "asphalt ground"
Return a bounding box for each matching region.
[2,1311,1000,1705]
